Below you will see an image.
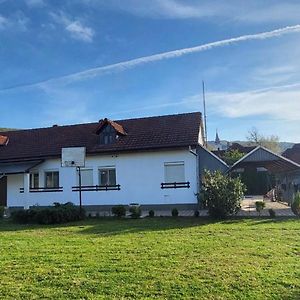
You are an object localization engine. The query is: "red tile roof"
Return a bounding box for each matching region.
[95,118,127,135]
[282,144,300,164]
[0,135,9,146]
[0,112,202,162]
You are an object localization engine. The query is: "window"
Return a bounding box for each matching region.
[30,172,39,189]
[99,125,116,145]
[45,171,59,188]
[99,167,116,186]
[164,162,185,183]
[77,169,93,186]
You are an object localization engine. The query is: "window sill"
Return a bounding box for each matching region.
[161,182,190,189]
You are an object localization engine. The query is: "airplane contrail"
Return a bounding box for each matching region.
[2,24,300,92]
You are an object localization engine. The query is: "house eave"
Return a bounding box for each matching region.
[0,143,199,163]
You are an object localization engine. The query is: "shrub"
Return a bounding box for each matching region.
[148,210,155,218]
[0,206,5,218]
[202,170,246,219]
[111,205,126,217]
[11,209,38,224]
[171,208,179,217]
[129,205,141,219]
[268,209,276,218]
[291,192,300,216]
[255,201,266,216]
[194,210,200,217]
[11,202,85,224]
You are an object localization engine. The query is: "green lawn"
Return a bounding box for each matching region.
[0,218,299,299]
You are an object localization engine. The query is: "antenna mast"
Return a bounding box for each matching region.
[202,80,208,147]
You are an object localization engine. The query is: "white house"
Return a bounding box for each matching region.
[0,112,227,213]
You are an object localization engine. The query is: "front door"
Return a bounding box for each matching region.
[0,176,7,207]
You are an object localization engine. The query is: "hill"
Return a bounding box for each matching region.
[208,140,295,153]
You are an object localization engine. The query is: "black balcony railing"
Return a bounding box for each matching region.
[161,182,190,189]
[72,184,121,192]
[19,187,63,193]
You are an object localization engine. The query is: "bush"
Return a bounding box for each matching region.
[291,192,300,216]
[148,210,155,218]
[194,210,200,217]
[171,208,179,217]
[0,206,5,218]
[255,201,266,216]
[11,209,38,224]
[268,209,276,218]
[111,205,126,217]
[202,170,246,219]
[129,205,141,219]
[11,202,85,224]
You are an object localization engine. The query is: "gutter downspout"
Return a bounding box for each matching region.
[189,146,200,208]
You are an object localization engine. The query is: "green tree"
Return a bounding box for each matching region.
[202,170,246,219]
[222,149,244,166]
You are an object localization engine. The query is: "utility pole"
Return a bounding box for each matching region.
[77,166,82,214]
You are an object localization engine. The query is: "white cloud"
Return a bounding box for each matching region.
[1,24,299,92]
[0,12,29,31]
[90,0,300,24]
[65,21,94,42]
[250,65,299,86]
[50,11,94,42]
[0,15,8,29]
[183,83,300,123]
[93,0,231,19]
[40,86,95,125]
[235,3,300,23]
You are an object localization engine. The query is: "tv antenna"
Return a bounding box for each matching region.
[202,80,208,147]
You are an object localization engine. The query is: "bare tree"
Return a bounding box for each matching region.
[247,127,280,153]
[247,127,261,144]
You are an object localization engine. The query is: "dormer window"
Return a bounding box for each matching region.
[0,135,9,146]
[99,125,116,145]
[95,118,127,145]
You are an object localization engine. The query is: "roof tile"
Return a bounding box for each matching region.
[0,112,202,162]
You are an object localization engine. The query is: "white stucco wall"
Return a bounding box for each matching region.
[7,149,198,208]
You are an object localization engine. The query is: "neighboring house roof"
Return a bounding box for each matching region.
[229,142,256,153]
[282,143,300,164]
[0,112,202,162]
[212,142,256,159]
[229,146,300,173]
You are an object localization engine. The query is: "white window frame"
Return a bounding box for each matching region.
[98,166,117,186]
[77,168,94,186]
[29,171,39,189]
[164,161,185,183]
[44,170,60,188]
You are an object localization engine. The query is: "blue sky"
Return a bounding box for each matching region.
[1,0,300,142]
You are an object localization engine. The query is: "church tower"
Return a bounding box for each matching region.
[215,129,221,150]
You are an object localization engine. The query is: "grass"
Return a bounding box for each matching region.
[0,217,299,299]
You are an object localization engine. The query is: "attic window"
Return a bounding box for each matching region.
[96,118,127,145]
[0,135,9,146]
[99,125,116,145]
